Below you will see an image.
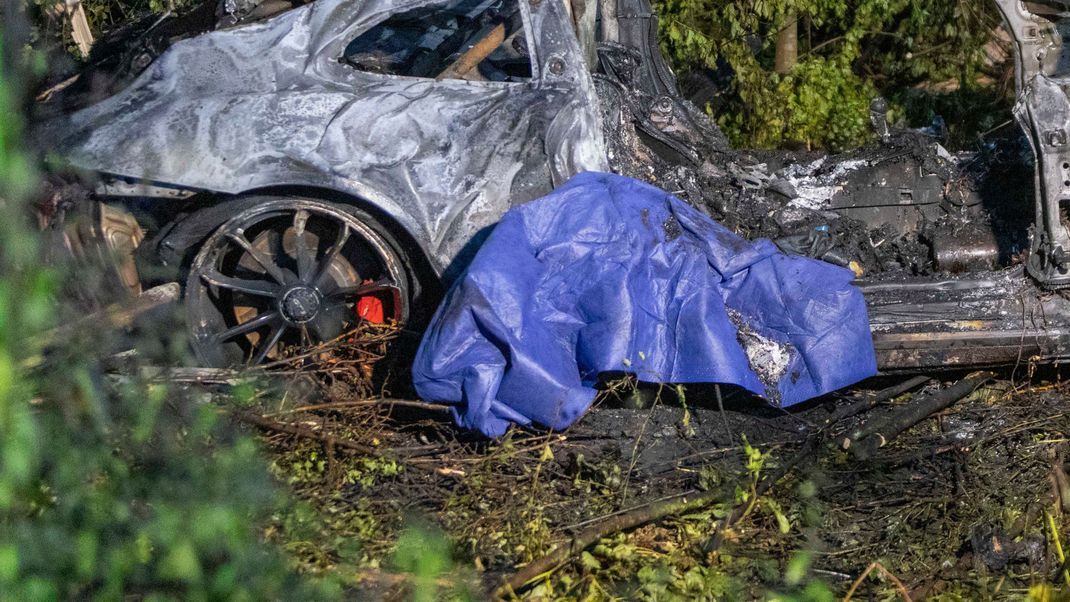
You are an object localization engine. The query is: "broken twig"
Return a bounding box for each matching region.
[497,432,825,597]
[1051,446,1070,514]
[842,561,913,602]
[845,371,995,461]
[495,489,718,597]
[269,398,452,415]
[826,375,931,426]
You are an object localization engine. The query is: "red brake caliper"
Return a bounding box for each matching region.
[355,279,385,324]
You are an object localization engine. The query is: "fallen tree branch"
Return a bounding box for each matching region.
[27,283,181,369]
[498,374,989,595]
[825,375,932,426]
[146,366,256,385]
[845,371,995,461]
[268,398,453,415]
[495,489,720,597]
[1057,472,1070,515]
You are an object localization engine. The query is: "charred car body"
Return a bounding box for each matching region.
[33,0,1070,372]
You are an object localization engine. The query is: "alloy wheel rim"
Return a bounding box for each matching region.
[186,201,406,367]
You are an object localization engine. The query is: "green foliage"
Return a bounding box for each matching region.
[767,551,835,602]
[1029,584,1070,601]
[0,36,330,600]
[392,524,461,602]
[26,0,199,63]
[43,0,197,40]
[656,0,1004,150]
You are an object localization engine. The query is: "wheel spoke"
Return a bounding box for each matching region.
[312,223,351,290]
[227,228,289,284]
[249,322,287,366]
[309,303,348,342]
[215,311,279,342]
[292,210,317,282]
[200,269,280,297]
[327,278,397,299]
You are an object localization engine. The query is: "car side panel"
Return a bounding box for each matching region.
[47,0,608,276]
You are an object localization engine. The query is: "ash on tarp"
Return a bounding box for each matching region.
[726,308,793,404]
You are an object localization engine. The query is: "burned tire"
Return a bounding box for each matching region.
[185,197,410,367]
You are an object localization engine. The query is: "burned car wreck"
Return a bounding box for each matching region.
[32,0,1070,383]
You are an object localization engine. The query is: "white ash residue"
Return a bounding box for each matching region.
[779,157,869,211]
[727,309,794,405]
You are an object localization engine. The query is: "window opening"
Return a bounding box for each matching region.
[343,0,532,82]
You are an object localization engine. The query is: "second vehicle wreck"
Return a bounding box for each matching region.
[32,0,1070,389]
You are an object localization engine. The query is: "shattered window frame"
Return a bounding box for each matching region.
[338,0,537,84]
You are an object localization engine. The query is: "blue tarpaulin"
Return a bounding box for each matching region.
[413,172,877,437]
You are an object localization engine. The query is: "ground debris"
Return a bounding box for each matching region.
[221,350,1070,598]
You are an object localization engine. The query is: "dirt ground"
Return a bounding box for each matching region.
[224,330,1070,601]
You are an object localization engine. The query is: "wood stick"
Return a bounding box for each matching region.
[495,490,720,597]
[63,282,178,339]
[495,375,951,596]
[26,283,181,370]
[847,371,995,461]
[843,561,913,602]
[828,375,931,427]
[271,398,453,415]
[436,23,505,80]
[60,0,94,57]
[1052,452,1070,513]
[145,366,254,384]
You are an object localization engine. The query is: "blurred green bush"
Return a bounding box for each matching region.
[0,30,333,600]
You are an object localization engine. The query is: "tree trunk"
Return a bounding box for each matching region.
[774,12,798,74]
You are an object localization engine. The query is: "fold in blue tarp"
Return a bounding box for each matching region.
[413,172,877,437]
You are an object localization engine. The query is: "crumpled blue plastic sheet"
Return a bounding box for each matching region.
[413,172,877,437]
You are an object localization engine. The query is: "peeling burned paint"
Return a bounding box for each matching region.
[40,0,608,278]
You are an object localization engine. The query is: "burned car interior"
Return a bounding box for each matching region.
[30,0,1070,378]
[343,0,532,82]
